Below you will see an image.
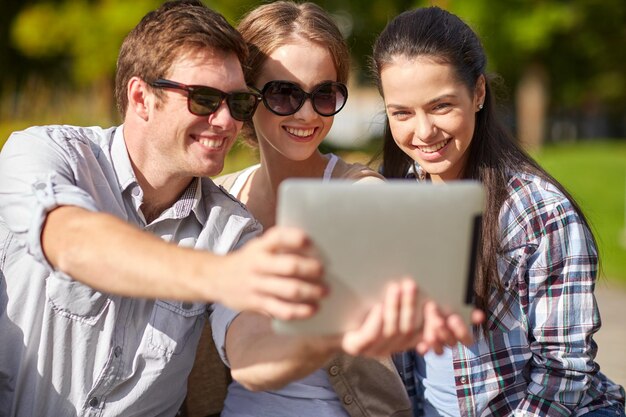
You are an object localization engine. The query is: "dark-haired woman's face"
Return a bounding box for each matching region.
[381,56,484,182]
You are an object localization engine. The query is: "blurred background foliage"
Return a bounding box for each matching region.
[2,0,625,143]
[0,0,625,281]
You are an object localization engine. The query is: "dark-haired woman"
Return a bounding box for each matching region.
[372,6,625,417]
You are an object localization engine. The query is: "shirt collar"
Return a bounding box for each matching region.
[111,125,207,224]
[111,125,139,194]
[111,126,205,224]
[407,162,428,182]
[169,177,203,222]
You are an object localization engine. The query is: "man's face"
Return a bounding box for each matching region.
[148,50,247,178]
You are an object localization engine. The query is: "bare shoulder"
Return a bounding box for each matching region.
[213,170,241,191]
[214,165,258,193]
[332,157,384,183]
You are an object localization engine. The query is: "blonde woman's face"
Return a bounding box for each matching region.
[381,56,484,182]
[252,38,338,162]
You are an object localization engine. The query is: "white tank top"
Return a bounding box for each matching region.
[229,153,339,198]
[220,152,349,417]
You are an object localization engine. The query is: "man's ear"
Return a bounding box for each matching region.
[127,77,151,121]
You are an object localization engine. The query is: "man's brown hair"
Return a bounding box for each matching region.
[115,0,247,117]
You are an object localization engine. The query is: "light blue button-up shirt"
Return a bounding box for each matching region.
[0,125,261,416]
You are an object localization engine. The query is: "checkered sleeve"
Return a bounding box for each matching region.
[514,188,599,416]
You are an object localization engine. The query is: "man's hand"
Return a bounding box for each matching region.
[211,227,328,320]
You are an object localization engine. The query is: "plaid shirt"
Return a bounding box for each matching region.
[396,169,625,417]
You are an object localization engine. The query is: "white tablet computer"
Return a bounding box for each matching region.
[272,179,484,335]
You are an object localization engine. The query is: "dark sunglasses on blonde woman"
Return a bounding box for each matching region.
[149,79,262,121]
[254,80,348,117]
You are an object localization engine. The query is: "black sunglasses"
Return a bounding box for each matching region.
[149,79,261,121]
[253,80,348,117]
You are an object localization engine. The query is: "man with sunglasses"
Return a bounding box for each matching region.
[0,1,329,416]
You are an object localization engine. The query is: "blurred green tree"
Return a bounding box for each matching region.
[11,0,161,84]
[6,0,626,145]
[8,0,163,121]
[441,0,626,149]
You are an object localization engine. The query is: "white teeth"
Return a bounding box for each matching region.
[199,138,223,149]
[418,139,449,153]
[285,127,315,137]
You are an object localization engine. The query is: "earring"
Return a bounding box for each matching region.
[478,103,483,110]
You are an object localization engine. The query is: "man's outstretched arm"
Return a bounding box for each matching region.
[42,205,327,320]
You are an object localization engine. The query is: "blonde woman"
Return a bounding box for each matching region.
[183,3,478,417]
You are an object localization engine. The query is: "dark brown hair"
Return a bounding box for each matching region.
[115,0,247,116]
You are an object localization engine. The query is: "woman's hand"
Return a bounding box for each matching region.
[338,277,484,357]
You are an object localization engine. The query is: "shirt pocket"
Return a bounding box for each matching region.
[148,300,206,356]
[46,271,111,325]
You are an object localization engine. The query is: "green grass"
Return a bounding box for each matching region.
[533,140,626,283]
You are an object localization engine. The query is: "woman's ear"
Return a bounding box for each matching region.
[474,74,486,111]
[127,77,151,121]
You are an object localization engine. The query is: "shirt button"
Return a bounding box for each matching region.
[132,187,141,197]
[328,365,340,376]
[182,302,193,310]
[89,397,99,407]
[114,346,122,357]
[343,394,353,405]
[460,376,467,384]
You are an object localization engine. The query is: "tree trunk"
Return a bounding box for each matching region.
[515,63,549,152]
